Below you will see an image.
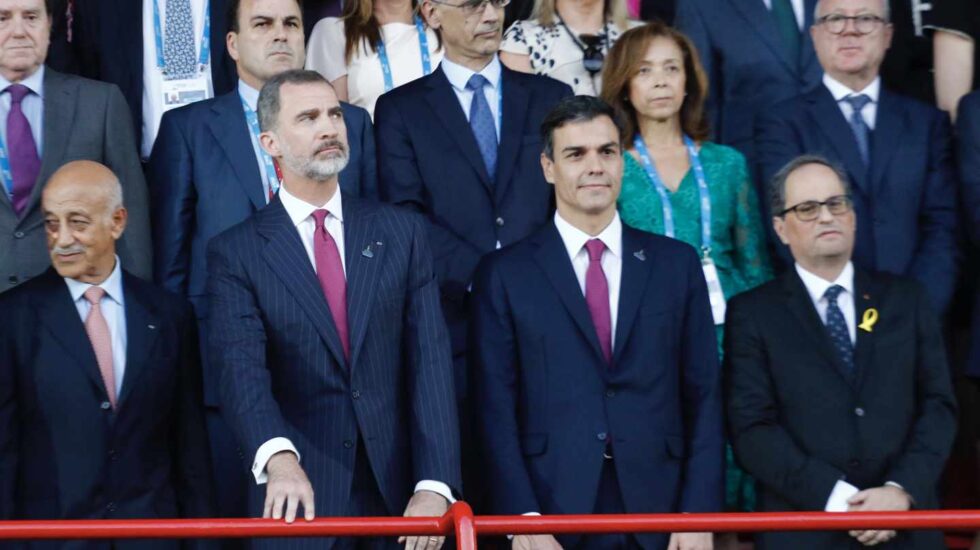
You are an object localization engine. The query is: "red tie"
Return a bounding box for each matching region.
[584,239,612,365]
[311,209,350,360]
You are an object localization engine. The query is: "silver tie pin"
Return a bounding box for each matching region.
[633,249,646,262]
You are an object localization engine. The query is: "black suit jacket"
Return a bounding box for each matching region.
[956,90,980,379]
[724,268,957,549]
[0,268,215,550]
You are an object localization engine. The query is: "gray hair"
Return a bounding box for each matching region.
[257,69,331,132]
[106,176,123,212]
[769,154,851,216]
[814,0,890,23]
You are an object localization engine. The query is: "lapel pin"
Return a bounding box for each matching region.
[858,308,878,333]
[147,324,157,330]
[633,249,646,262]
[362,245,374,258]
[375,241,383,246]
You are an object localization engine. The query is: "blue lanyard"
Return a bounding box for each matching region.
[152,0,212,73]
[377,15,432,92]
[0,131,12,197]
[633,134,712,255]
[240,95,281,196]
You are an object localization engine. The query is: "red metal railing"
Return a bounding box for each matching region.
[2,504,979,549]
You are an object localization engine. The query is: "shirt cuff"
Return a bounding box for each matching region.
[252,437,300,485]
[507,512,542,540]
[414,480,455,504]
[824,479,860,512]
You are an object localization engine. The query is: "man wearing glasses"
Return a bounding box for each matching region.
[755,0,959,317]
[725,155,957,550]
[374,0,572,508]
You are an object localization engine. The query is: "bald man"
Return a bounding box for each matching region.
[0,161,215,549]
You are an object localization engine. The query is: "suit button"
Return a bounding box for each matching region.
[106,502,116,512]
[343,440,353,449]
[596,432,607,441]
[605,389,615,398]
[100,401,112,410]
[854,407,865,417]
[13,231,23,239]
[352,390,360,399]
[7,275,17,285]
[495,217,505,227]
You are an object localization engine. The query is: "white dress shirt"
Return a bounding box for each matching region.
[823,74,881,130]
[553,211,623,341]
[64,256,127,397]
[0,65,45,157]
[141,0,213,159]
[761,0,805,30]
[252,184,453,502]
[238,80,279,203]
[795,261,856,345]
[439,55,502,140]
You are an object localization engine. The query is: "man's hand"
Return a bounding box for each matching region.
[847,486,912,546]
[511,534,563,549]
[399,490,450,550]
[263,451,315,523]
[668,532,713,550]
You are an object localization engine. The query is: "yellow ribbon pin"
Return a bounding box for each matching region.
[858,308,878,333]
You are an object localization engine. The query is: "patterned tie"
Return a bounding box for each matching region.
[311,209,350,360]
[5,84,40,216]
[823,285,854,375]
[844,94,872,166]
[771,0,801,65]
[163,0,198,80]
[584,239,612,365]
[83,287,117,409]
[465,74,498,181]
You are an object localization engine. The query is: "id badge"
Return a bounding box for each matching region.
[701,256,727,325]
[161,75,211,113]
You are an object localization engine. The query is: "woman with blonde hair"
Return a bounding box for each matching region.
[306,0,442,118]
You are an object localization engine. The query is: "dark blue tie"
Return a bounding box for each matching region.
[466,74,497,181]
[844,94,871,166]
[823,285,854,374]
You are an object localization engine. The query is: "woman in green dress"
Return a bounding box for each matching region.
[601,21,772,532]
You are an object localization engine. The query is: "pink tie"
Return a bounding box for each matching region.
[83,287,117,409]
[584,239,612,365]
[311,209,350,360]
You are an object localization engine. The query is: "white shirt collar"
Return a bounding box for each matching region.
[553,211,623,260]
[64,255,125,306]
[279,183,345,228]
[238,79,261,111]
[0,64,45,98]
[440,55,502,93]
[823,73,880,103]
[795,261,854,304]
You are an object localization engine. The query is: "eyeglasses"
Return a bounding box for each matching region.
[779,194,853,221]
[815,13,888,35]
[429,0,511,16]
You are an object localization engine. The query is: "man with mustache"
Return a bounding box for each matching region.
[725,155,956,549]
[0,160,215,548]
[471,96,723,550]
[146,0,375,524]
[208,69,460,550]
[755,0,959,318]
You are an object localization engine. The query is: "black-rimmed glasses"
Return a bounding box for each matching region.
[779,195,853,221]
[815,13,888,35]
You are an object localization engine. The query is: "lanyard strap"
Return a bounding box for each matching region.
[633,134,712,254]
[153,0,212,73]
[0,131,12,197]
[240,95,281,196]
[377,15,432,93]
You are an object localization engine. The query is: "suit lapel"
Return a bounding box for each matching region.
[730,0,797,73]
[852,269,878,392]
[808,87,871,193]
[257,198,348,368]
[208,92,266,210]
[424,67,494,192]
[341,196,385,368]
[493,68,529,204]
[118,274,161,408]
[869,90,903,193]
[22,70,76,222]
[532,224,608,368]
[781,270,854,387]
[612,226,655,363]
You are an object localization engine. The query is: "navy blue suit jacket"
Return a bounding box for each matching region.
[675,0,822,163]
[0,269,214,550]
[148,90,376,405]
[207,195,461,521]
[374,64,572,357]
[956,90,980,378]
[471,221,723,549]
[756,85,959,314]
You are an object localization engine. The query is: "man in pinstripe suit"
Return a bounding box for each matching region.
[207,69,461,550]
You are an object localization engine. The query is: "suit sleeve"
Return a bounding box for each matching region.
[404,214,462,492]
[0,294,17,520]
[374,94,486,292]
[674,0,721,142]
[724,295,848,511]
[884,284,957,505]
[470,257,541,514]
[678,247,724,512]
[208,236,292,462]
[104,83,153,280]
[907,110,958,314]
[958,93,980,245]
[148,111,196,293]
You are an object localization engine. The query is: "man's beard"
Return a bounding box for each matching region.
[280,139,350,182]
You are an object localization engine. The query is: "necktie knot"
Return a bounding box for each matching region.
[585,239,606,262]
[311,209,330,232]
[466,74,489,92]
[844,93,871,113]
[84,286,107,305]
[5,84,30,105]
[823,284,845,304]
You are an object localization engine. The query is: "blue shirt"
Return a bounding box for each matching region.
[439,55,502,140]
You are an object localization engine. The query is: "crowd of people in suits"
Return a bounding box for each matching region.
[0,0,977,549]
